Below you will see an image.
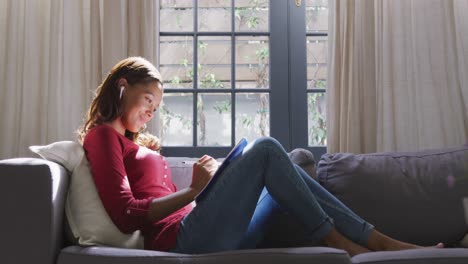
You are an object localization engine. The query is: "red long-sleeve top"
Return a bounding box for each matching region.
[83,125,192,251]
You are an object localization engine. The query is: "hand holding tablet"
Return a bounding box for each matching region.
[194,138,248,202]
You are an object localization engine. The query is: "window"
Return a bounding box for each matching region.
[156,0,328,158]
[306,0,328,147]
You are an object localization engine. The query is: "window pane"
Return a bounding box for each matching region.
[197,93,231,146]
[307,36,327,89]
[159,93,193,146]
[160,36,194,89]
[160,0,193,32]
[235,93,270,142]
[235,0,269,32]
[235,36,269,89]
[198,36,231,89]
[308,92,326,146]
[198,0,231,32]
[306,0,328,33]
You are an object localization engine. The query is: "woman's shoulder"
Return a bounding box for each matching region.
[84,124,124,145]
[86,124,116,137]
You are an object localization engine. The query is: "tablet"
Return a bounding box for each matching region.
[194,138,248,202]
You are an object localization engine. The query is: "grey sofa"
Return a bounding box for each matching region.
[1,145,468,264]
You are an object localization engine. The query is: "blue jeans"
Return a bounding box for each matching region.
[171,137,374,254]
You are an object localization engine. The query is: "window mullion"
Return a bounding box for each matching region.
[269,0,290,150]
[193,0,198,147]
[231,0,236,146]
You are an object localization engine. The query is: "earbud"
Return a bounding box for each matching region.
[139,123,147,133]
[119,86,125,99]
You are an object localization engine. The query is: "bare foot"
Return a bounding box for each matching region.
[367,230,444,251]
[432,243,445,249]
[322,227,371,256]
[386,241,444,251]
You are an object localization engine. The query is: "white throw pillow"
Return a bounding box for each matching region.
[29,141,144,249]
[29,141,82,172]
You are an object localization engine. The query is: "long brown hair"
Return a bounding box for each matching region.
[78,57,162,150]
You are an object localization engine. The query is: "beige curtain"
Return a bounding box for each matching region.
[328,0,468,153]
[0,0,158,159]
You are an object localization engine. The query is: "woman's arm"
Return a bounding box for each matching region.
[85,127,155,233]
[147,187,198,222]
[147,155,218,222]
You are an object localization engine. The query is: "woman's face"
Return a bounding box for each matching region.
[121,81,163,133]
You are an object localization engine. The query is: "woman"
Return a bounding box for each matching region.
[79,56,442,256]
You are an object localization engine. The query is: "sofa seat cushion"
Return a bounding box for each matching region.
[351,248,468,264]
[317,145,468,246]
[58,245,351,264]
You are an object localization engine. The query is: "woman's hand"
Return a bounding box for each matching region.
[148,155,219,221]
[190,155,219,195]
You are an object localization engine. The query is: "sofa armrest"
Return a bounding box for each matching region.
[0,158,70,264]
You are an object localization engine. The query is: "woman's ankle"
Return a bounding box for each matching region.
[322,227,370,256]
[366,229,388,251]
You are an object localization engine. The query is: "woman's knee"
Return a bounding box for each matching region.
[252,137,283,151]
[243,137,288,166]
